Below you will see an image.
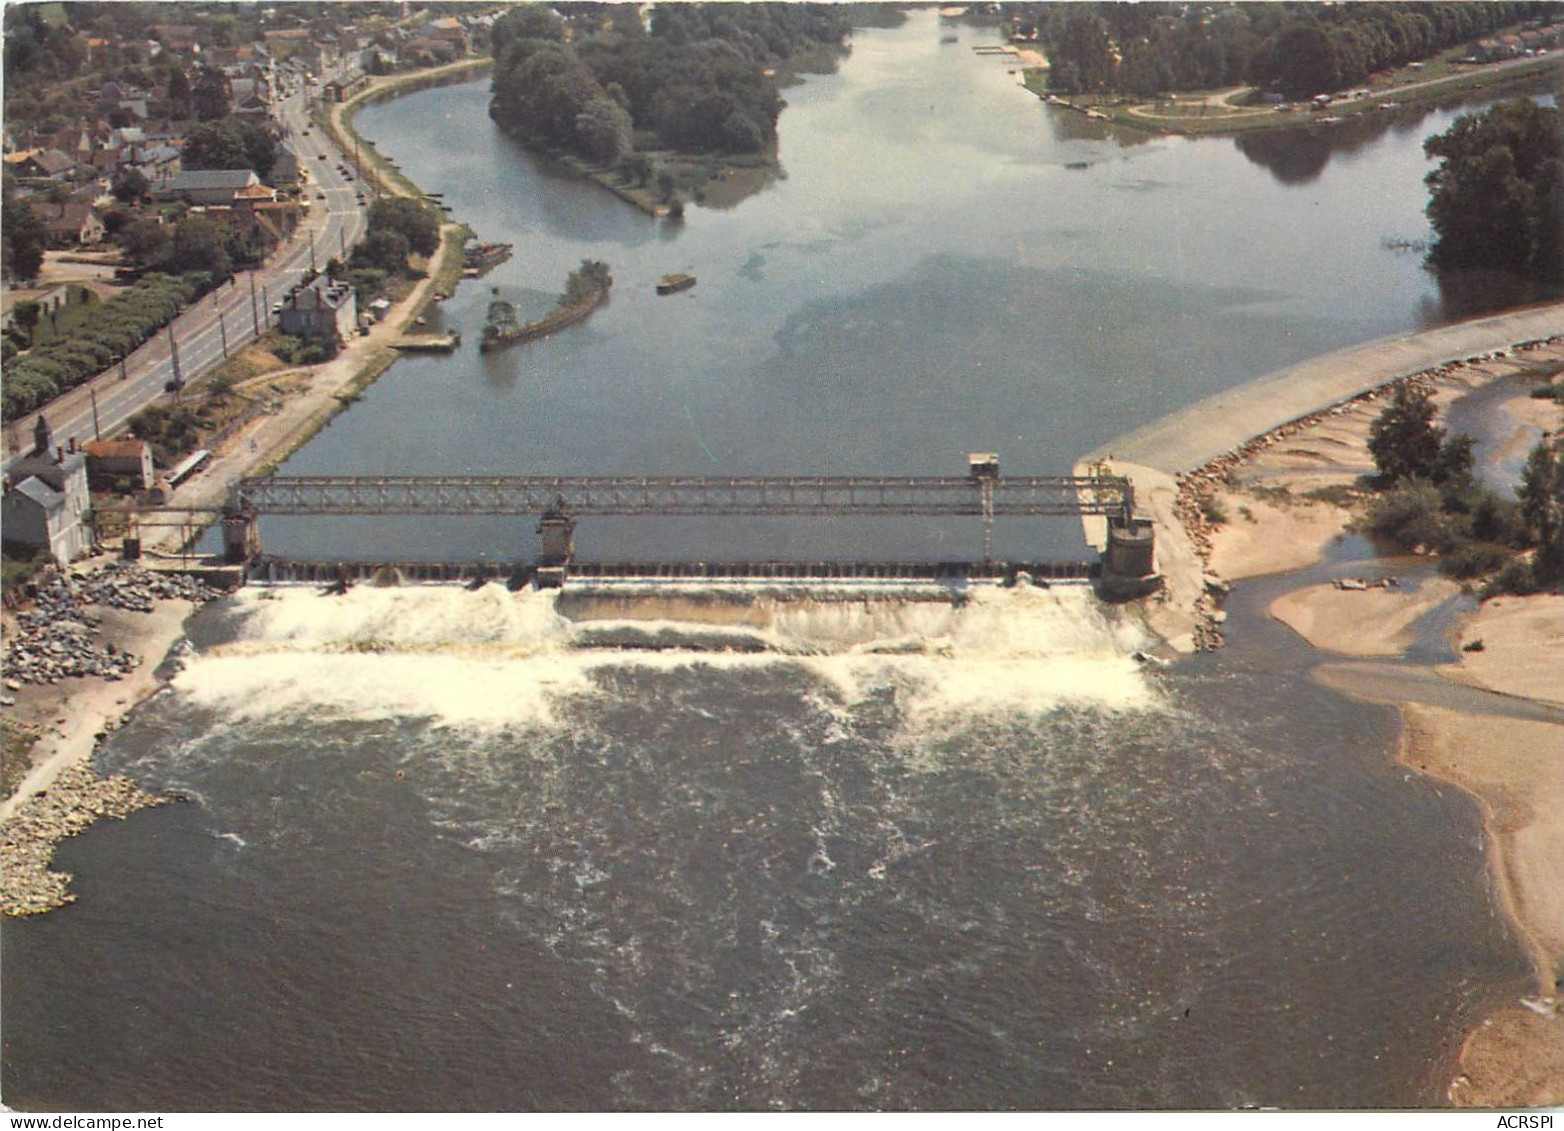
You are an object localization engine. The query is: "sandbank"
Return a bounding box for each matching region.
[1269,577,1462,657]
[1440,595,1564,708]
[1402,703,1564,1109]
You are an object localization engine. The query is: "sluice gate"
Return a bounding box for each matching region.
[251,558,1099,587]
[220,456,1157,596]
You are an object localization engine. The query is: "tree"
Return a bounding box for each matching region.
[349,228,411,273]
[8,300,41,345]
[112,166,150,204]
[560,259,612,306]
[491,3,567,58]
[365,197,440,257]
[1425,100,1564,283]
[118,217,172,267]
[167,66,193,119]
[1267,21,1339,100]
[574,96,633,164]
[192,66,232,121]
[1041,7,1116,94]
[1368,382,1473,485]
[184,117,276,179]
[2,186,48,281]
[1517,437,1564,580]
[162,215,231,278]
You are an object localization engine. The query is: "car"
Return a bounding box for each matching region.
[317,191,327,199]
[318,153,327,160]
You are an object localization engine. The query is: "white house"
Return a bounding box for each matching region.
[2,417,92,563]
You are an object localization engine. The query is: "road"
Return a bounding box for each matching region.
[4,75,372,471]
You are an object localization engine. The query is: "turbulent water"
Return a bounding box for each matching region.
[2,580,1523,1110]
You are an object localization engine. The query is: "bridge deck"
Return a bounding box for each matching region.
[231,474,1134,519]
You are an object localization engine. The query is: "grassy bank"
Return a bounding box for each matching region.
[406,222,474,330]
[1029,51,1564,137]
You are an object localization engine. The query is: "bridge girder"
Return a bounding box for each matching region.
[230,474,1135,520]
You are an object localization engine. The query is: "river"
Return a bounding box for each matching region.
[1,10,1548,1111]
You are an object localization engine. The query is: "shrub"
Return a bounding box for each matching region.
[273,333,340,366]
[1364,482,1464,551]
[1485,556,1539,598]
[1470,492,1527,546]
[1196,493,1228,525]
[1440,541,1510,579]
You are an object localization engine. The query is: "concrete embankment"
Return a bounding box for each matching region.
[1083,304,1564,474]
[1075,304,1564,652]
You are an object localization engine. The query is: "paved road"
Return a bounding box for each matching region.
[4,80,370,470]
[1083,303,1564,474]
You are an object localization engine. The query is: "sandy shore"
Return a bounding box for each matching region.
[1,594,192,823]
[1270,576,1463,657]
[1166,336,1564,1107]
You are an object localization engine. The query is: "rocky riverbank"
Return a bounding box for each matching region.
[4,563,220,689]
[2,559,220,914]
[1,759,172,915]
[1165,340,1558,650]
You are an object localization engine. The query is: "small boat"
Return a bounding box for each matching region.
[656,273,697,295]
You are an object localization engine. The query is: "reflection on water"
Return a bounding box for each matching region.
[1233,79,1560,187]
[1234,127,1336,185]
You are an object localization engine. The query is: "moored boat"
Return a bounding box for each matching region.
[656,273,697,295]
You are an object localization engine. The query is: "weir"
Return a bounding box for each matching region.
[248,557,1100,587]
[212,456,1158,594]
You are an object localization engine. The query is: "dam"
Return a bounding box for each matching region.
[211,456,1158,595]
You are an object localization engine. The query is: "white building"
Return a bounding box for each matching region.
[2,417,92,563]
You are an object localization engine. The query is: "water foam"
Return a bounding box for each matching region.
[171,581,1160,728]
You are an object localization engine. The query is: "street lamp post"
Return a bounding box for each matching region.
[250,272,261,337]
[218,308,229,358]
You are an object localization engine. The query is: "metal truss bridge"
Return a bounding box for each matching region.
[228,474,1135,521]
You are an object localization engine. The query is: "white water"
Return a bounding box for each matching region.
[173,582,1162,730]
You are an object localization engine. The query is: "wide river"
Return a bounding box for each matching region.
[2,11,1547,1111]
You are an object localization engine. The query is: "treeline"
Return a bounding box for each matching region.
[1014,2,1548,98]
[1424,99,1564,283]
[489,2,850,164]
[3,272,214,421]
